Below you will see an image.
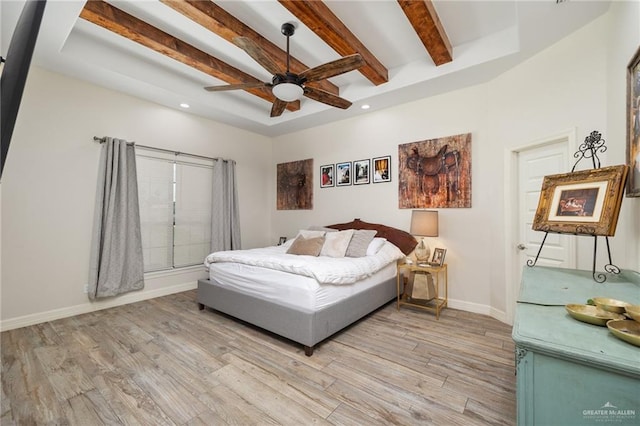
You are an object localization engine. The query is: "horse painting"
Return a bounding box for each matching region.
[398,133,471,208]
[277,159,313,210]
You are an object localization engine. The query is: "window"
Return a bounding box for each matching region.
[136,148,213,272]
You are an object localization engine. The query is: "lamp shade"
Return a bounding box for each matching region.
[410,210,438,237]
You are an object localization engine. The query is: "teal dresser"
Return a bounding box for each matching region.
[513,266,640,426]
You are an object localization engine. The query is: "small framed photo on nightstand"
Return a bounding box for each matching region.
[430,248,446,266]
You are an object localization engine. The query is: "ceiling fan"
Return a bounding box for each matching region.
[204,23,364,118]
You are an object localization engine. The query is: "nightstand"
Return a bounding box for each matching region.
[396,261,448,319]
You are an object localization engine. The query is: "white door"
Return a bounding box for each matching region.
[518,141,575,268]
[507,133,576,323]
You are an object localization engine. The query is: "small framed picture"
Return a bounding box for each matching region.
[353,159,370,185]
[430,248,447,266]
[320,164,334,188]
[372,155,391,183]
[336,161,352,186]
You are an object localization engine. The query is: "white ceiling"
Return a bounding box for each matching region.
[1,0,611,137]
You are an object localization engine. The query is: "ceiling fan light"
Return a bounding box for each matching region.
[273,82,304,102]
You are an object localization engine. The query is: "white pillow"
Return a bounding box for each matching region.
[366,237,387,256]
[320,229,355,257]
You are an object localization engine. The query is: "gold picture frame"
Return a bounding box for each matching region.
[532,165,628,236]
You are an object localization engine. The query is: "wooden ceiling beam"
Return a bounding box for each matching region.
[397,0,452,66]
[79,0,299,111]
[160,0,338,96]
[278,0,388,86]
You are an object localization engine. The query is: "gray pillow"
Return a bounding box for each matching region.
[346,229,377,257]
[286,235,325,256]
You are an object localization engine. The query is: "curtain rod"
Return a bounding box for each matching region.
[92,136,231,163]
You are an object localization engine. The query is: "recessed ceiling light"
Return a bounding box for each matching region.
[361,104,370,110]
[179,103,190,108]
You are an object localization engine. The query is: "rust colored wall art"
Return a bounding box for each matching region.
[398,133,472,208]
[277,159,313,210]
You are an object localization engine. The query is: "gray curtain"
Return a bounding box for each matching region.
[211,159,241,252]
[88,137,144,299]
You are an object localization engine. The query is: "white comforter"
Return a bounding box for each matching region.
[204,241,404,285]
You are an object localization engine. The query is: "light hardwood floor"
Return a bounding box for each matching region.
[1,291,516,425]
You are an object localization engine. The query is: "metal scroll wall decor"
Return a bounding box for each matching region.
[529,131,629,283]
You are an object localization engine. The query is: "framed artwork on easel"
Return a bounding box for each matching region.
[531,165,628,237]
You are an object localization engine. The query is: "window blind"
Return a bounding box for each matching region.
[136,148,213,272]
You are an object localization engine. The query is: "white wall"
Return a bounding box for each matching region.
[0,67,272,329]
[487,6,609,316]
[271,3,640,320]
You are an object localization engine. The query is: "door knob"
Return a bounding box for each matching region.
[517,243,526,251]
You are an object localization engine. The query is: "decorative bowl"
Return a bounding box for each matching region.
[565,304,625,326]
[606,320,640,347]
[624,305,640,322]
[592,297,630,314]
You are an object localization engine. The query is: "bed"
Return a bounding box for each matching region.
[197,219,418,356]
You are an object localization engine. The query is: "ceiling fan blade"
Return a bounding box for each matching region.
[300,54,364,83]
[270,98,288,117]
[204,82,267,92]
[233,36,282,76]
[303,87,352,109]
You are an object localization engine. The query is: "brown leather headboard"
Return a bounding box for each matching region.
[327,218,417,255]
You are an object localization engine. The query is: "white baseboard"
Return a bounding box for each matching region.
[489,306,510,325]
[448,298,509,324]
[0,281,197,332]
[2,284,512,332]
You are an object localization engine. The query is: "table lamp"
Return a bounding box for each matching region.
[410,210,438,265]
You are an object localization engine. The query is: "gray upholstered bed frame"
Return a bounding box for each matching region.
[197,275,397,356]
[197,219,417,356]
